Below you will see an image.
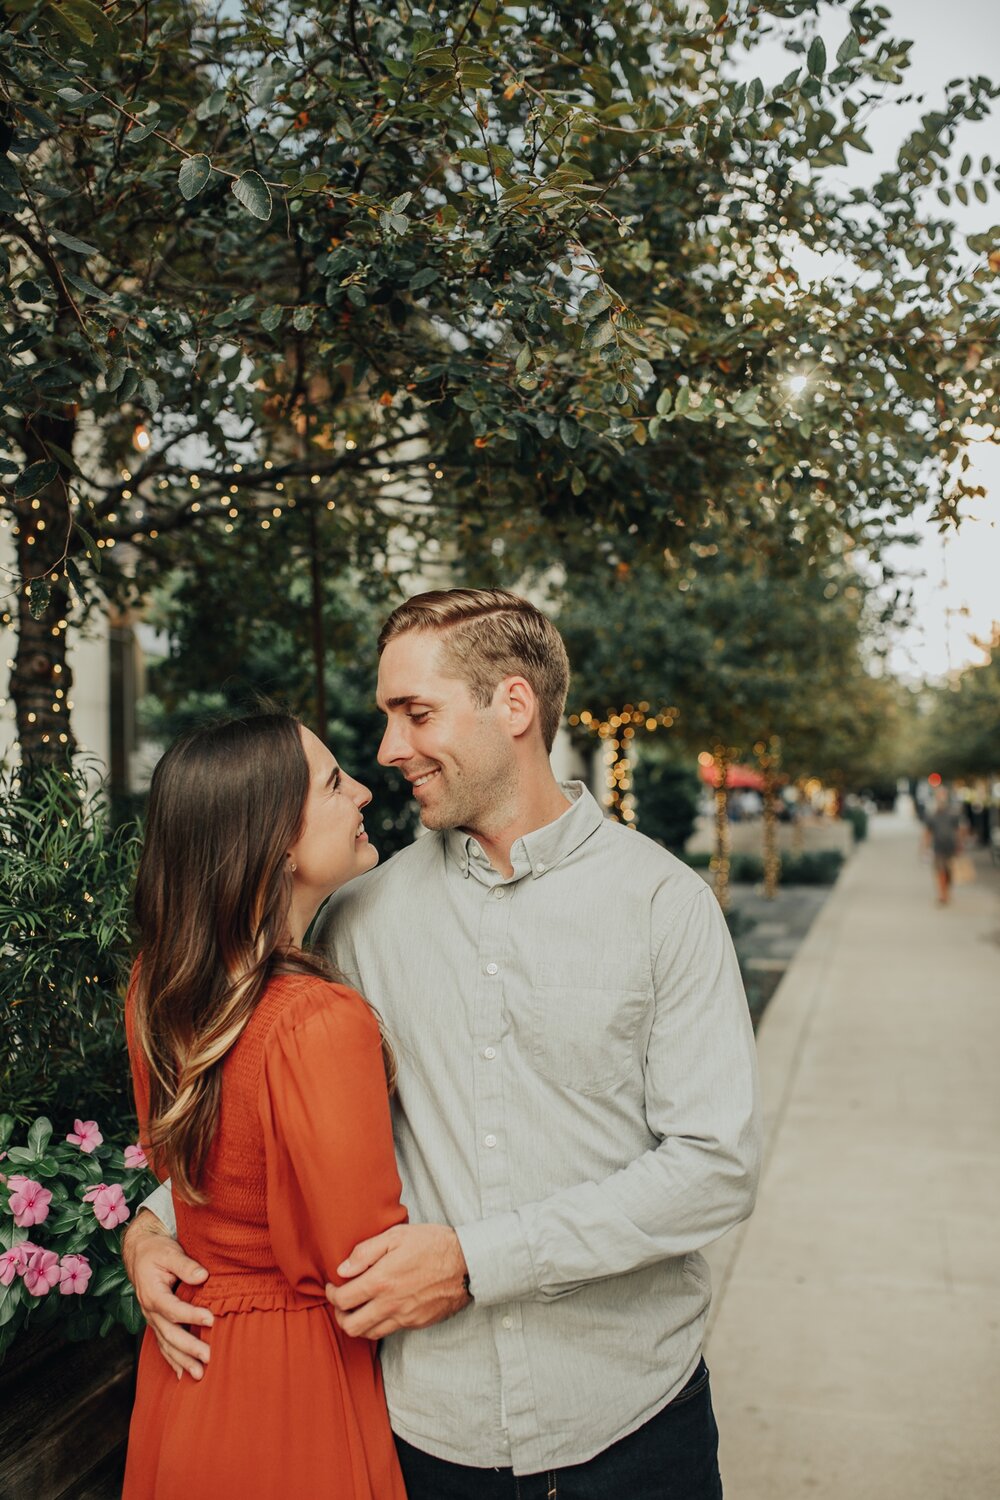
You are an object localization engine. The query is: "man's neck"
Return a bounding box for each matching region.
[461,774,574,878]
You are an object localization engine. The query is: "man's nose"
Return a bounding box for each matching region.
[377,719,410,767]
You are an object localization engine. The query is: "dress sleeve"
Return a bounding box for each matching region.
[259,982,407,1299]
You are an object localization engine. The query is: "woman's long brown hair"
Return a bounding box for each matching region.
[132,711,331,1205]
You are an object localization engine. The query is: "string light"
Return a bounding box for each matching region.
[133,424,151,452]
[569,704,678,824]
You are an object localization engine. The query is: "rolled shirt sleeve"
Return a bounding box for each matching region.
[456,884,761,1306]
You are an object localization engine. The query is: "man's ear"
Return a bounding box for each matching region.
[498,676,537,741]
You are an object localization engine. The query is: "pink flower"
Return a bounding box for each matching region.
[8,1177,53,1228]
[66,1119,104,1154]
[0,1246,25,1286]
[22,1247,61,1297]
[58,1253,92,1295]
[83,1182,130,1230]
[123,1144,148,1170]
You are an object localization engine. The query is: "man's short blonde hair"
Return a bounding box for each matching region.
[378,589,570,752]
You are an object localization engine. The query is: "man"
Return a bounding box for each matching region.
[921,782,965,905]
[125,588,761,1499]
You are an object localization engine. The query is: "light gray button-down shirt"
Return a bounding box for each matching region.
[144,782,760,1473]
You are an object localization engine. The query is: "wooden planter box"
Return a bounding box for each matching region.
[0,1323,136,1499]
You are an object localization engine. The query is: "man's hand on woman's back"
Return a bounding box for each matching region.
[122,1209,214,1381]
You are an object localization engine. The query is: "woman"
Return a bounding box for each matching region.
[122,711,408,1499]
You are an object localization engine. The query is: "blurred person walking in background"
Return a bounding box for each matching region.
[922,784,966,906]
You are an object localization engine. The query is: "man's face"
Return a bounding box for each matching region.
[376,630,518,831]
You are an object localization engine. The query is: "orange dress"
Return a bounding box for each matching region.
[122,973,409,1500]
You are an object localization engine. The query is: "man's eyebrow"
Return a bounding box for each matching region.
[327,764,341,787]
[381,694,427,710]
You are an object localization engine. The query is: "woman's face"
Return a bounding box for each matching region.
[287,726,378,902]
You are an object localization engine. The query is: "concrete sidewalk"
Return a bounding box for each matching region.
[704,812,1000,1499]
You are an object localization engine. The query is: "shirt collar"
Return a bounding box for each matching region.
[444,782,604,883]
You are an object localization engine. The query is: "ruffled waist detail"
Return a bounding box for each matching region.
[176,1273,326,1316]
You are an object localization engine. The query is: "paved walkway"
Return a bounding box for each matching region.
[704,811,1000,1499]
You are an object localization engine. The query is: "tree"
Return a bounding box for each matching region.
[139,513,419,856]
[3,0,998,766]
[557,534,882,906]
[916,634,1000,782]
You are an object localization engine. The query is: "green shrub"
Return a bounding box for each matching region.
[0,768,139,1134]
[679,849,845,885]
[842,805,869,842]
[632,756,701,852]
[0,1114,153,1362]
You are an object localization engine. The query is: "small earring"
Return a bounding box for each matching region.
[288,858,297,872]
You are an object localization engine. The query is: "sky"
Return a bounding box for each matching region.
[744,0,1000,681]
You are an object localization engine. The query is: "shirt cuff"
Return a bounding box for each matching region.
[140,1180,177,1238]
[454,1212,536,1306]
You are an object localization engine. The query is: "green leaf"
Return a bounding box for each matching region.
[16,280,44,304]
[139,377,161,413]
[63,0,117,55]
[260,304,284,331]
[579,288,613,322]
[588,316,617,351]
[65,557,88,599]
[807,36,827,78]
[27,1117,52,1156]
[836,32,860,65]
[974,180,988,204]
[559,415,580,449]
[231,171,272,222]
[90,1263,128,1297]
[409,268,438,291]
[178,155,212,201]
[74,525,102,571]
[655,387,674,416]
[0,1278,24,1330]
[63,271,111,301]
[14,460,59,498]
[49,229,99,256]
[118,1290,145,1335]
[292,305,314,331]
[28,581,51,620]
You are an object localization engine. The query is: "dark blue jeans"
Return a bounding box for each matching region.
[395,1359,723,1499]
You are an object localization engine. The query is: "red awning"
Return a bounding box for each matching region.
[698,762,766,791]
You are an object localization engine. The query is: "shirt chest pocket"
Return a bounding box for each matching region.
[526,964,650,1095]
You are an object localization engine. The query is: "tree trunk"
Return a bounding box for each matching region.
[305,496,327,737]
[9,412,78,773]
[793,779,807,855]
[711,745,732,912]
[759,737,782,900]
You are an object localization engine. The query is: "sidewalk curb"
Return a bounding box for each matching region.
[704,843,862,1340]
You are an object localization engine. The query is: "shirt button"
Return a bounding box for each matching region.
[493,887,506,899]
[485,962,499,976]
[483,1046,497,1061]
[501,1315,513,1330]
[536,860,547,873]
[484,1134,497,1149]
